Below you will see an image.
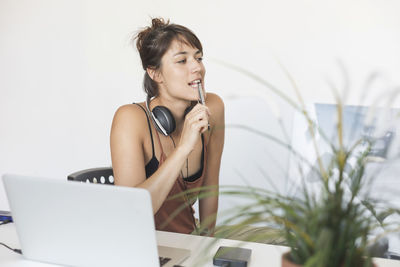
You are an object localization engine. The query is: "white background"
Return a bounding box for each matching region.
[1,0,400,225]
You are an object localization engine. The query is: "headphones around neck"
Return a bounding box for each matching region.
[146,98,194,136]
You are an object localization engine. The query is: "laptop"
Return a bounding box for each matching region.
[2,174,190,267]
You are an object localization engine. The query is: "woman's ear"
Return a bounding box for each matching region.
[146,67,162,83]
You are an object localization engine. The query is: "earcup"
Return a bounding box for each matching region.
[151,106,176,136]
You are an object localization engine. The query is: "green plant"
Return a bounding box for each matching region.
[178,61,400,267]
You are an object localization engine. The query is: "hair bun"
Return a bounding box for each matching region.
[151,18,169,29]
[135,17,170,55]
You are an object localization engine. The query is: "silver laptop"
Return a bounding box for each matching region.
[2,174,190,267]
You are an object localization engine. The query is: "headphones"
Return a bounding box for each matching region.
[146,98,193,136]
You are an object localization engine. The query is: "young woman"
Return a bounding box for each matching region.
[110,18,225,235]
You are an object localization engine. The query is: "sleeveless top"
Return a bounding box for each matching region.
[135,103,207,234]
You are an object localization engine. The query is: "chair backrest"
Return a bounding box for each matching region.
[67,167,114,185]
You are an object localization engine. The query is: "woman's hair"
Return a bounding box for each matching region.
[135,18,203,99]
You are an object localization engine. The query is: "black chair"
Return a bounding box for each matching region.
[67,167,114,185]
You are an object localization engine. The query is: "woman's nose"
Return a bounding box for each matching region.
[190,59,202,73]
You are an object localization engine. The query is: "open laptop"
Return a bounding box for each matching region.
[2,174,190,267]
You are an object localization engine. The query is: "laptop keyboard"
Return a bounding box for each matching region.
[159,256,171,266]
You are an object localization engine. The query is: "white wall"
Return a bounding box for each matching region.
[1,0,400,217]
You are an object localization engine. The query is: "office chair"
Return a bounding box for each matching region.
[67,167,114,185]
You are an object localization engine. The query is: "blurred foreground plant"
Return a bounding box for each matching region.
[171,61,400,266]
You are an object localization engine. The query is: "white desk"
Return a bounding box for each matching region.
[1,223,400,267]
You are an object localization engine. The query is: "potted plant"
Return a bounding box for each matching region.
[183,61,400,267]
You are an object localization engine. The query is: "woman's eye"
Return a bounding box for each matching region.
[196,57,203,62]
[177,59,186,64]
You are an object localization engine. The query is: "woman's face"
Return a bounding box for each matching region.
[156,39,205,102]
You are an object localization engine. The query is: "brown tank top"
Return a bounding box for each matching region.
[153,130,207,234]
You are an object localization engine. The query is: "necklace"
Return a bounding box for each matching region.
[169,135,199,234]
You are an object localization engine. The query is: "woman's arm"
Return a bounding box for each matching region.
[199,93,225,234]
[110,103,210,214]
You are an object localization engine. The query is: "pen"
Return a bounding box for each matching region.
[197,82,205,105]
[197,82,210,131]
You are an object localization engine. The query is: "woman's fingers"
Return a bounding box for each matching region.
[186,104,210,123]
[188,111,207,124]
[187,103,210,117]
[190,116,209,131]
[178,103,210,154]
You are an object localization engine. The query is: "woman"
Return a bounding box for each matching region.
[110,18,225,235]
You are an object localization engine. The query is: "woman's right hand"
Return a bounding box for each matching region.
[178,103,210,155]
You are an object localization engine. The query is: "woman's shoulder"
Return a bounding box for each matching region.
[206,92,224,118]
[112,102,149,129]
[205,93,224,133]
[114,102,146,116]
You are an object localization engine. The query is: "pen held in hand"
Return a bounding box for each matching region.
[197,82,210,131]
[197,82,205,105]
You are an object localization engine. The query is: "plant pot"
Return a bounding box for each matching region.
[281,252,377,267]
[281,252,301,267]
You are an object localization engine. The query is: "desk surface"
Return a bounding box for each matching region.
[1,223,399,267]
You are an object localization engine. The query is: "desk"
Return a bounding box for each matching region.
[1,223,399,267]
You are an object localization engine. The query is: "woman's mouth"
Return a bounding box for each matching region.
[188,79,201,88]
